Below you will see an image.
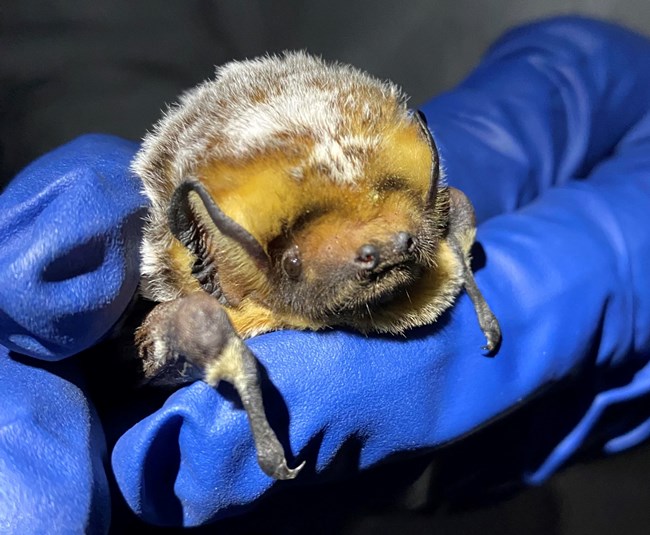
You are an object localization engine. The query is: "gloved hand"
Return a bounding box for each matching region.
[3,15,650,532]
[109,16,650,527]
[0,135,147,533]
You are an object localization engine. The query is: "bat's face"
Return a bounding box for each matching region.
[264,115,442,326]
[168,112,450,333]
[264,173,442,327]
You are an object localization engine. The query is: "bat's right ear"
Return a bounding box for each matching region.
[413,110,441,209]
[168,179,272,302]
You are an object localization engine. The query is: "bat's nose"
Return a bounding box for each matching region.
[355,244,380,270]
[393,231,415,254]
[355,232,415,272]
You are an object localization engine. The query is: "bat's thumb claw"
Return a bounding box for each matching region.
[480,314,501,356]
[275,460,306,480]
[482,329,501,355]
[258,451,305,480]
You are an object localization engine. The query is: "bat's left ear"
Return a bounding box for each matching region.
[413,110,441,208]
[168,179,272,302]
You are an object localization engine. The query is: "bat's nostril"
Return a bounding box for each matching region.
[394,231,415,254]
[356,244,380,270]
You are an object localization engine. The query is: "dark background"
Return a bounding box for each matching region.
[2,1,650,533]
[4,0,650,183]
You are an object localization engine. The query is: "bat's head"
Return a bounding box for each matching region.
[135,52,458,335]
[259,111,450,332]
[166,111,452,334]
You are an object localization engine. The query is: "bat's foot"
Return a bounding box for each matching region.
[463,273,502,356]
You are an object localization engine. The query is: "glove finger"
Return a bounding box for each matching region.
[0,135,147,360]
[420,16,650,221]
[521,109,650,482]
[0,347,109,533]
[113,381,271,526]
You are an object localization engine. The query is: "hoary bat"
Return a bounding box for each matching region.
[132,52,501,480]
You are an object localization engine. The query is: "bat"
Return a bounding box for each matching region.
[131,51,501,480]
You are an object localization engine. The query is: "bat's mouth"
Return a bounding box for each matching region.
[362,259,413,282]
[366,263,423,302]
[324,261,422,317]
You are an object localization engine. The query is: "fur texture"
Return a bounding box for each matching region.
[133,51,463,339]
[133,52,415,303]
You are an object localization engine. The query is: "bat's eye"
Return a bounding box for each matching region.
[281,245,302,280]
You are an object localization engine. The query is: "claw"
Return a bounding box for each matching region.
[258,453,305,480]
[482,342,497,354]
[481,315,502,355]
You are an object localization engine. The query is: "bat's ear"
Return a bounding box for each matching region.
[168,179,272,302]
[413,110,441,208]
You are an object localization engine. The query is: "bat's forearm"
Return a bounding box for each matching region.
[446,187,501,352]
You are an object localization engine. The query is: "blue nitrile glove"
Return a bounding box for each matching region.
[0,135,146,360]
[0,135,147,533]
[0,349,109,534]
[111,17,650,527]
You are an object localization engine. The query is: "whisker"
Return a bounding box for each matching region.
[365,302,377,330]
